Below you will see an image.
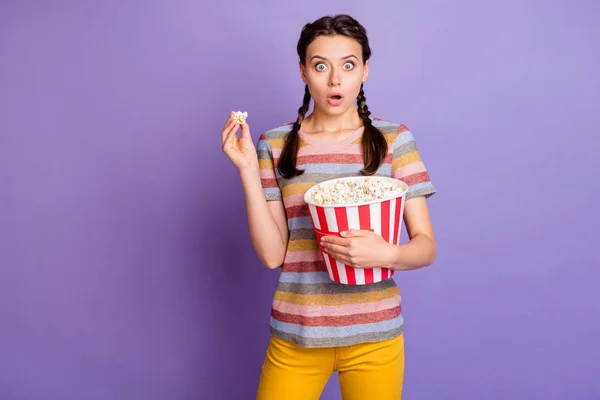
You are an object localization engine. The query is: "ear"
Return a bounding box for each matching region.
[362,59,369,83]
[299,62,307,83]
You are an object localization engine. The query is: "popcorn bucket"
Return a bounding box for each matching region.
[304,176,409,285]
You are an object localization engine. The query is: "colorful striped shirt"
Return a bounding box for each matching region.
[256,118,436,348]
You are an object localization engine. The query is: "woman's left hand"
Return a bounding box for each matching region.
[320,230,395,269]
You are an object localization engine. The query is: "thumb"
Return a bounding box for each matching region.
[240,122,251,139]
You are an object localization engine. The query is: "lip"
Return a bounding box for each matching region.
[327,92,344,106]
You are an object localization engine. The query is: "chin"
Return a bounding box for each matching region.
[320,101,352,115]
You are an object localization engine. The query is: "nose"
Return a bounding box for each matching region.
[329,69,340,87]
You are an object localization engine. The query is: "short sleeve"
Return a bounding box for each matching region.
[391,125,437,200]
[256,134,283,201]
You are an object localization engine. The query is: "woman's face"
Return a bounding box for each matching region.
[300,35,369,117]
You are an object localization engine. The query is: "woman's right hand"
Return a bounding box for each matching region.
[221,112,258,171]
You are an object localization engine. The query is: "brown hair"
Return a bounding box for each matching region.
[277,14,388,179]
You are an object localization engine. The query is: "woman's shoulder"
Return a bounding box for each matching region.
[371,117,410,133]
[370,118,415,146]
[260,121,294,141]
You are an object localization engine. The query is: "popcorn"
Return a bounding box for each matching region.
[233,111,248,124]
[309,177,405,205]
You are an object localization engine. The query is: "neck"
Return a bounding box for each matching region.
[304,107,363,133]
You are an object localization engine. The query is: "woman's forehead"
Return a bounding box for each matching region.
[306,35,362,60]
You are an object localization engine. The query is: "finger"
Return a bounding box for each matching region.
[341,229,372,237]
[321,247,346,263]
[224,123,240,150]
[332,254,353,266]
[321,236,349,246]
[240,122,251,140]
[221,112,234,138]
[321,242,349,257]
[332,253,362,268]
[222,111,234,130]
[221,117,237,145]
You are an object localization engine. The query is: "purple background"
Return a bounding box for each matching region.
[1,1,599,399]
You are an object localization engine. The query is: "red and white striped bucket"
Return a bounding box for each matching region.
[304,177,409,285]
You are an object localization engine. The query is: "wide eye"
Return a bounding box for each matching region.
[315,63,327,71]
[343,62,354,70]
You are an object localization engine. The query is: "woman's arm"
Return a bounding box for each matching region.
[239,165,288,270]
[319,196,436,270]
[221,114,288,269]
[385,196,436,270]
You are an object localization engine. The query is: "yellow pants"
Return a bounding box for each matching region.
[256,334,404,400]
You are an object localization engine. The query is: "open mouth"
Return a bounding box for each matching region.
[327,93,344,106]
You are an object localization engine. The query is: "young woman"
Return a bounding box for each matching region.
[221,14,437,400]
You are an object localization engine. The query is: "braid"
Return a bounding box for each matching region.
[357,83,372,125]
[356,83,386,175]
[278,85,311,179]
[294,84,312,130]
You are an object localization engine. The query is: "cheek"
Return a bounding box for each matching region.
[349,71,364,85]
[349,75,364,96]
[306,80,327,99]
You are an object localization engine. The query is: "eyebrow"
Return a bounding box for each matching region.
[310,55,359,62]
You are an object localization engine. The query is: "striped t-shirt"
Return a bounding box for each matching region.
[256,118,436,348]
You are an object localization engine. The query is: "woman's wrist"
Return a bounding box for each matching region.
[384,234,437,271]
